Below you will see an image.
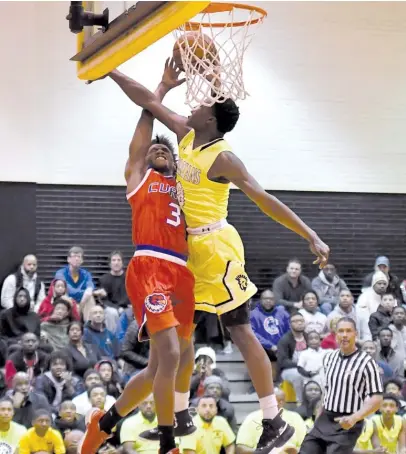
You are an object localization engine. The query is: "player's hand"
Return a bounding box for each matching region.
[334,414,358,430]
[309,234,330,269]
[161,58,186,89]
[372,448,389,453]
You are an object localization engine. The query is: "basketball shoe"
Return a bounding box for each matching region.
[254,416,295,453]
[78,408,110,454]
[139,409,196,440]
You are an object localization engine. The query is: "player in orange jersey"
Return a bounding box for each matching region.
[79,60,195,454]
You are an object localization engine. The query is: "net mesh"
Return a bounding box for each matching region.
[172,4,266,108]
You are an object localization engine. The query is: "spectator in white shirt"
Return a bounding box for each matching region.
[297,331,329,388]
[1,255,45,310]
[72,369,115,416]
[357,271,389,338]
[299,291,328,337]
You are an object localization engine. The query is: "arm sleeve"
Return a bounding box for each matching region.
[36,283,46,308]
[272,278,294,309]
[364,359,384,397]
[18,435,30,454]
[368,315,380,341]
[84,271,95,290]
[1,275,16,310]
[277,338,297,370]
[220,418,236,447]
[53,430,66,454]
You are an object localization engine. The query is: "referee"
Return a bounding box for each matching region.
[299,316,383,454]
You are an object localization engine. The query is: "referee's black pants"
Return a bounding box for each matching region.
[299,410,364,454]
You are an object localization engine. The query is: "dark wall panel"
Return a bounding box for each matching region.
[2,183,406,299]
[0,182,36,284]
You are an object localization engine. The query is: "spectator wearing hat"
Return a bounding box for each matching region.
[189,347,230,400]
[362,256,403,304]
[357,271,389,332]
[191,375,237,433]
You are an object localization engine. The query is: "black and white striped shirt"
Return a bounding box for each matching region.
[323,349,383,414]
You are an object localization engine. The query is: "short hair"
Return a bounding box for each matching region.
[84,369,100,380]
[340,288,352,296]
[382,292,396,299]
[336,316,357,330]
[151,134,177,160]
[379,327,393,336]
[382,393,400,407]
[0,397,14,406]
[393,306,406,313]
[49,351,72,371]
[212,98,240,134]
[52,298,71,313]
[68,246,84,256]
[68,321,83,332]
[301,290,320,304]
[197,394,217,405]
[384,378,403,390]
[109,250,123,261]
[87,384,106,398]
[32,408,52,422]
[288,258,301,267]
[290,312,304,321]
[305,330,320,341]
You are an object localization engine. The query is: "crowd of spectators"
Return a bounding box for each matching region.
[1,249,406,453]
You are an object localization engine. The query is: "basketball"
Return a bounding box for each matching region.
[173,31,219,70]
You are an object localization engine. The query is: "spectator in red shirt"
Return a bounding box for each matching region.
[321,317,339,350]
[36,279,80,321]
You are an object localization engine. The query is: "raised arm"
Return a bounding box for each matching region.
[109,59,190,142]
[208,151,330,267]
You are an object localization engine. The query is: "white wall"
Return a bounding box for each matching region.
[1,1,406,192]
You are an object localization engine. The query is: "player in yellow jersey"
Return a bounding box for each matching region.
[371,394,406,454]
[107,59,330,454]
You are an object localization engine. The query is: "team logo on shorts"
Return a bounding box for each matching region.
[176,181,185,208]
[0,441,13,454]
[236,274,248,291]
[145,293,168,313]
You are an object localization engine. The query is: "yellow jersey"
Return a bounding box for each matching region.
[19,427,65,454]
[355,418,374,451]
[177,129,231,228]
[372,415,403,454]
[120,413,159,453]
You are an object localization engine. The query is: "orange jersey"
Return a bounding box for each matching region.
[126,168,188,262]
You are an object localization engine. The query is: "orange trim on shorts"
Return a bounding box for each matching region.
[145,311,180,337]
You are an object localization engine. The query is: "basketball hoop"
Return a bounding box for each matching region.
[173,2,267,108]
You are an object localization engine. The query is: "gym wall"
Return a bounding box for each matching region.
[1,2,406,293]
[1,2,406,191]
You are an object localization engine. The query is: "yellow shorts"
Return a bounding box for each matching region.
[187,224,257,315]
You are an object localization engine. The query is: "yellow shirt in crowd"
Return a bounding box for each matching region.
[120,413,159,454]
[178,415,235,454]
[0,421,27,454]
[19,427,65,454]
[237,409,306,452]
[372,415,403,454]
[355,418,374,451]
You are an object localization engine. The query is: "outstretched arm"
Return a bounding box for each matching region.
[208,151,330,267]
[125,59,186,193]
[110,59,190,142]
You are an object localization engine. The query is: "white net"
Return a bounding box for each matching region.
[172,3,266,108]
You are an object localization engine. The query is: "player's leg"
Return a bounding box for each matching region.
[150,326,181,453]
[221,304,295,453]
[79,343,158,454]
[140,266,197,441]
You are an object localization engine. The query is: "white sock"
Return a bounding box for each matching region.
[174,391,190,413]
[259,394,279,419]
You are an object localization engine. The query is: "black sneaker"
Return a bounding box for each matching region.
[139,411,196,441]
[254,420,295,453]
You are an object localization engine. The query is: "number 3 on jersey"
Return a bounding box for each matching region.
[167,202,181,227]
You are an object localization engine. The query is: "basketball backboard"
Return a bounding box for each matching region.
[70,1,210,81]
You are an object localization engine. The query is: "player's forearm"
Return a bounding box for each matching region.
[352,394,383,422]
[256,193,316,243]
[110,70,164,109]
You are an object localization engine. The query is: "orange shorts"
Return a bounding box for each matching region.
[126,256,195,341]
